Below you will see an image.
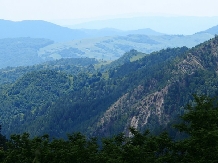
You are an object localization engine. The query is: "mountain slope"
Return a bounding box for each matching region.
[0,46,186,137]
[0,70,73,136]
[197,24,218,35]
[0,57,98,85]
[0,21,214,68]
[0,37,53,68]
[93,36,218,136]
[1,36,218,138]
[38,33,213,61]
[40,36,218,137]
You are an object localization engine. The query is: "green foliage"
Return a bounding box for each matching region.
[174,95,218,162]
[0,57,98,85]
[100,49,147,72]
[0,70,74,137]
[1,95,218,162]
[108,46,188,78]
[1,36,218,139]
[2,132,99,163]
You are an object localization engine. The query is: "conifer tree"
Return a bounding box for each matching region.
[175,95,218,162]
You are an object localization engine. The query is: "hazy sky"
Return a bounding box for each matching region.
[1,0,218,22]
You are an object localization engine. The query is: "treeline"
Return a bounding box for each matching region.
[0,95,218,163]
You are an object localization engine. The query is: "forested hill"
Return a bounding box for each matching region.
[0,38,54,68]
[1,36,218,138]
[94,36,218,136]
[0,57,98,85]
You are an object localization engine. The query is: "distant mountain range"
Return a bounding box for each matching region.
[1,18,218,42]
[69,16,218,35]
[0,19,163,42]
[0,19,218,68]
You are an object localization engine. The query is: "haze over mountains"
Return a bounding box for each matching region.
[1,35,218,138]
[1,0,218,160]
[1,17,218,41]
[0,19,163,42]
[1,17,218,139]
[0,19,218,68]
[67,16,218,35]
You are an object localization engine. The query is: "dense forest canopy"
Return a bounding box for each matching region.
[0,95,217,162]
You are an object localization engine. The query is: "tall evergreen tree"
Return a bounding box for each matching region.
[174,95,218,162]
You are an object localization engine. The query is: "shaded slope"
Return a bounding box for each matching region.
[0,70,73,136]
[12,47,188,138]
[0,37,53,68]
[93,36,218,136]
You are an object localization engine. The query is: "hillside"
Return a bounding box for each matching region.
[197,24,218,35]
[38,33,213,61]
[93,36,218,136]
[0,37,218,137]
[0,20,216,69]
[0,37,53,68]
[0,36,218,138]
[0,35,206,69]
[0,57,99,85]
[0,24,215,68]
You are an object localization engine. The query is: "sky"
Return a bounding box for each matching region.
[1,0,218,21]
[1,0,218,34]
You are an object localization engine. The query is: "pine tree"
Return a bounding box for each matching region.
[174,95,218,162]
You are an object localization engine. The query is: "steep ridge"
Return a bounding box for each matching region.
[0,46,187,138]
[96,85,169,136]
[1,37,218,138]
[92,36,218,136]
